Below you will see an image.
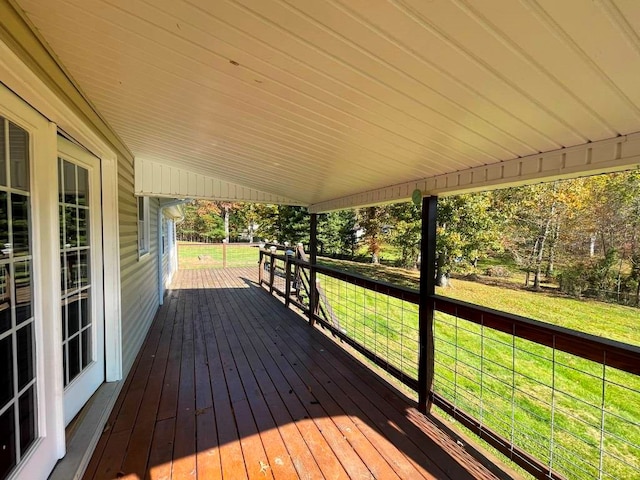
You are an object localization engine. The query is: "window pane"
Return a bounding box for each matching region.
[0,192,7,259]
[0,120,6,187]
[0,405,16,479]
[63,250,77,290]
[64,206,77,248]
[80,290,90,328]
[78,208,89,247]
[67,296,80,337]
[58,157,63,204]
[62,344,67,387]
[16,322,34,390]
[10,194,30,256]
[61,304,67,341]
[18,386,36,456]
[68,335,80,383]
[8,122,28,192]
[81,328,91,368]
[77,166,88,206]
[0,335,13,407]
[63,161,75,204]
[79,250,89,288]
[0,264,9,334]
[59,205,65,250]
[14,261,31,326]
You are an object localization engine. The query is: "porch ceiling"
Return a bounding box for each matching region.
[15,0,640,208]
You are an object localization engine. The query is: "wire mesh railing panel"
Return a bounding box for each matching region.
[224,244,261,267]
[317,273,419,383]
[178,242,260,269]
[433,311,640,480]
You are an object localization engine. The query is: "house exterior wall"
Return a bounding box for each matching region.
[120,194,160,374]
[0,5,166,476]
[0,0,161,388]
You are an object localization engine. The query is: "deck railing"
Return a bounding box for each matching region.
[177,242,260,269]
[257,248,640,480]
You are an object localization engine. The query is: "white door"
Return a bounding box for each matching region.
[0,84,64,480]
[58,138,104,425]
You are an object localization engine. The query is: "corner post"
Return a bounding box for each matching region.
[418,196,437,413]
[309,213,318,326]
[222,240,227,268]
[258,249,265,285]
[285,250,293,307]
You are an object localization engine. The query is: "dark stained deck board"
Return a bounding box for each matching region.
[219,272,430,480]
[84,268,510,480]
[229,270,473,479]
[210,270,404,480]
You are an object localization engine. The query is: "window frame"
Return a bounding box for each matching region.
[137,196,150,257]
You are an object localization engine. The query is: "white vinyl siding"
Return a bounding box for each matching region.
[120,174,160,376]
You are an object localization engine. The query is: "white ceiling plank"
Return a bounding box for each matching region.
[309,133,640,212]
[13,0,640,207]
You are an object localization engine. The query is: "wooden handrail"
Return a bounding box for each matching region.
[432,295,640,376]
[259,248,640,480]
[278,252,640,376]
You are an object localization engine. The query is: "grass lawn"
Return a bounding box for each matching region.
[178,242,260,269]
[315,256,640,480]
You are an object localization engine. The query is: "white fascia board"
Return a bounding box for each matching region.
[309,133,640,213]
[135,158,305,206]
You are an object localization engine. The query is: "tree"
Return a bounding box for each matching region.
[358,206,389,264]
[387,202,421,268]
[177,200,225,242]
[317,210,357,256]
[254,205,309,246]
[436,193,502,286]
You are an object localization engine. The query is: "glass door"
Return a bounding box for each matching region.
[0,117,37,479]
[58,139,104,425]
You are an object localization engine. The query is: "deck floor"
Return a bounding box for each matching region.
[84,268,510,480]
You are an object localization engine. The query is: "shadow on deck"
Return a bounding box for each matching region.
[84,268,514,479]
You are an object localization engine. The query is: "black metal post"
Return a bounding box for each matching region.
[418,196,437,413]
[309,213,318,326]
[258,249,264,285]
[284,252,292,307]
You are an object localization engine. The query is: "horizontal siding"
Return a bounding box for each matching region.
[118,162,160,376]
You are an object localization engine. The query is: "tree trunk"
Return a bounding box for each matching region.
[436,252,449,287]
[545,219,560,278]
[223,206,230,243]
[533,220,551,290]
[589,234,596,257]
[525,237,539,287]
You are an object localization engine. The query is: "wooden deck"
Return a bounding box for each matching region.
[84,268,511,480]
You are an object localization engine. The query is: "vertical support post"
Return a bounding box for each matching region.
[285,251,292,307]
[223,241,227,268]
[309,213,318,326]
[258,249,264,285]
[269,253,276,294]
[418,196,438,413]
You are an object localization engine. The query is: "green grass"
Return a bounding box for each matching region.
[178,242,260,269]
[314,257,640,480]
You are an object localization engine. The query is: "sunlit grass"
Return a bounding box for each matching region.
[178,242,260,269]
[315,258,640,480]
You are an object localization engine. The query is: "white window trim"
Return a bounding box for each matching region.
[137,196,150,257]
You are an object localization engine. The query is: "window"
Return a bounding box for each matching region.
[137,196,149,256]
[161,217,168,255]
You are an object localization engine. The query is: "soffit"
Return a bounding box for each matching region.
[14,0,640,206]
